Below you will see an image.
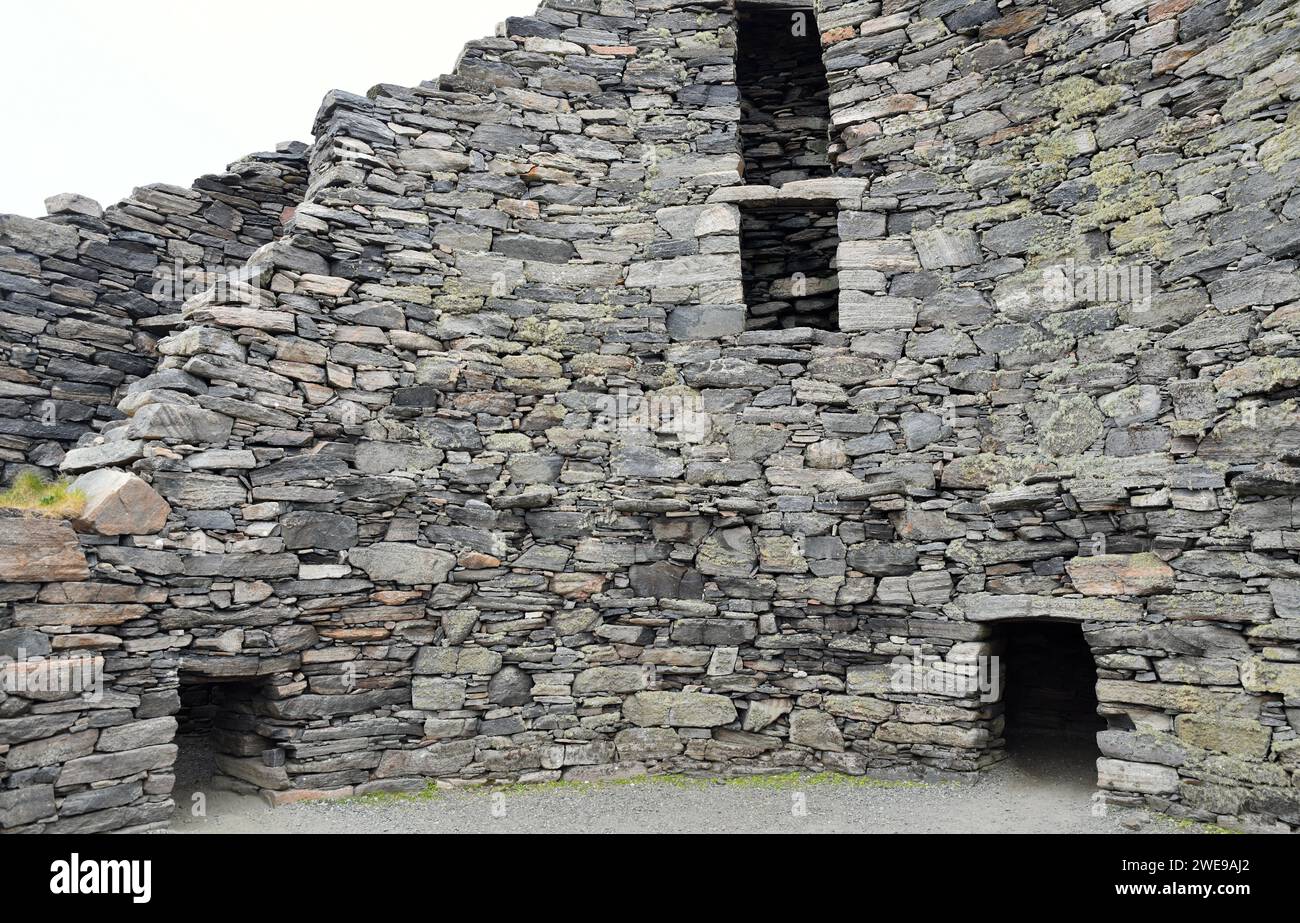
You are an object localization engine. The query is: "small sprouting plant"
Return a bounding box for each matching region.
[0,471,86,519]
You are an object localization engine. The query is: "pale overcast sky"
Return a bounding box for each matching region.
[0,0,525,216]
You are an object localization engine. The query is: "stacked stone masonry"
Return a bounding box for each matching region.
[0,145,309,479]
[1,0,1300,833]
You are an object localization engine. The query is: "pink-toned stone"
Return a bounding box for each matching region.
[1153,44,1200,75]
[1149,0,1193,23]
[14,604,148,627]
[551,572,607,600]
[821,26,857,45]
[1066,553,1175,596]
[980,6,1047,38]
[0,518,89,582]
[458,551,501,568]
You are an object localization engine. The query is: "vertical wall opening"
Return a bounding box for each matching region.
[174,678,277,819]
[741,206,840,330]
[997,622,1104,781]
[736,2,832,185]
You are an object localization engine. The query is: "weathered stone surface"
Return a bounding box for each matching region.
[1174,715,1271,760]
[349,543,455,584]
[892,510,965,542]
[823,695,894,723]
[573,666,648,695]
[912,228,982,269]
[1066,553,1175,596]
[58,745,177,787]
[629,562,704,600]
[5,730,98,771]
[839,294,917,332]
[0,519,89,582]
[0,784,56,829]
[2,0,1298,834]
[152,472,247,509]
[281,511,358,551]
[623,692,737,728]
[0,214,79,256]
[126,403,233,444]
[962,594,1142,623]
[612,446,684,479]
[97,717,177,753]
[412,676,466,711]
[743,698,794,732]
[1097,730,1188,767]
[487,666,533,705]
[847,542,918,576]
[215,754,290,790]
[696,528,756,577]
[1147,593,1273,624]
[1242,658,1300,704]
[0,627,50,660]
[614,727,683,761]
[375,740,476,778]
[668,305,745,340]
[71,469,171,536]
[789,709,845,752]
[669,618,756,646]
[1097,680,1260,717]
[1097,758,1179,795]
[1037,395,1104,456]
[59,440,145,473]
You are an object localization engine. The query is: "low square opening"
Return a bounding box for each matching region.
[736,2,832,185]
[995,622,1105,786]
[740,206,840,330]
[173,678,278,825]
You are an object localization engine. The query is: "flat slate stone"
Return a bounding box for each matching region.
[349,543,456,584]
[0,518,89,582]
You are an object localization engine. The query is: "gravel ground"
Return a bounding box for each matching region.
[172,740,1200,835]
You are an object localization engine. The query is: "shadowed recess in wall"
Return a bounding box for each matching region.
[735,2,832,185]
[999,622,1105,754]
[740,206,840,329]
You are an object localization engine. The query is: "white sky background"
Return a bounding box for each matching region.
[0,0,526,216]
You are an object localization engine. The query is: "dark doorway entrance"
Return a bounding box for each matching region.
[173,678,277,825]
[996,622,1104,784]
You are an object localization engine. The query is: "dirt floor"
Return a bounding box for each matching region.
[169,736,1204,835]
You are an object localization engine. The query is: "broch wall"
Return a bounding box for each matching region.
[2,0,1300,833]
[0,146,308,478]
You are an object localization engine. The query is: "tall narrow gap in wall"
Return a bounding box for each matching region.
[740,205,840,330]
[997,622,1105,783]
[736,2,832,185]
[173,678,276,822]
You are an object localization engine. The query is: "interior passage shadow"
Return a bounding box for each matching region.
[996,621,1106,789]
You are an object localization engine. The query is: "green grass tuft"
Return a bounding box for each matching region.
[345,783,446,806]
[0,472,86,519]
[1146,812,1240,835]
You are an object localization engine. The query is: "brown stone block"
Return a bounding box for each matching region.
[0,519,89,582]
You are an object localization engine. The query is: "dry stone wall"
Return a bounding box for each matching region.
[2,0,1300,834]
[0,145,308,479]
